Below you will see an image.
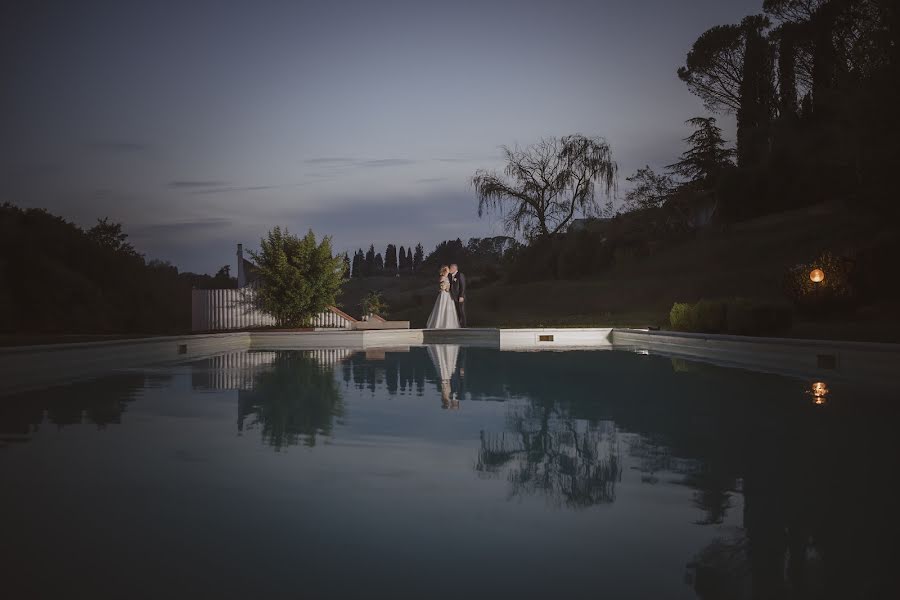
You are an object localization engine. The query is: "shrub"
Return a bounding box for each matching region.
[670,298,792,336]
[669,302,694,332]
[784,251,855,316]
[692,299,728,332]
[249,227,346,327]
[361,290,389,318]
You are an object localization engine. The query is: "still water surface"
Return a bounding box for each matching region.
[2,347,898,599]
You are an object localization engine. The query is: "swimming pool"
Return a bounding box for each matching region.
[2,346,898,598]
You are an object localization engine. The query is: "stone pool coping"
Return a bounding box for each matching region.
[612,329,898,386]
[1,327,897,395]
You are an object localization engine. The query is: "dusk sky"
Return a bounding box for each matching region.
[3,0,759,274]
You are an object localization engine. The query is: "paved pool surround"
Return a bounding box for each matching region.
[1,328,897,396]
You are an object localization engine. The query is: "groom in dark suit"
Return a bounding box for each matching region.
[448,263,466,327]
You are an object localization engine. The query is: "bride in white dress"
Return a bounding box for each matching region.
[426,266,460,329]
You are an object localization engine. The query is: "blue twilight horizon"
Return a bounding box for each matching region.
[2,0,759,274]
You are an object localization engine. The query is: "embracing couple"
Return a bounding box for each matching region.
[426,263,466,329]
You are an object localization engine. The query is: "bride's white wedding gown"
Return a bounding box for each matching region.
[426,277,460,329]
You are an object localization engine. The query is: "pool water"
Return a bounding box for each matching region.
[2,347,898,599]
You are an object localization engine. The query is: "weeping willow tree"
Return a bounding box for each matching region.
[471,135,617,241]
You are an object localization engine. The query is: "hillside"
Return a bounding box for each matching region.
[339,202,900,342]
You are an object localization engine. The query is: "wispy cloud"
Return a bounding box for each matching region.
[303,157,356,165]
[434,157,474,163]
[86,141,152,154]
[357,158,417,168]
[303,156,418,169]
[189,184,283,195]
[168,180,228,188]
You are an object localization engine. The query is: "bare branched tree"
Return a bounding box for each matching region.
[471,135,617,240]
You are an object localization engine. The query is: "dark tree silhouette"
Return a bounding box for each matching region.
[736,15,775,167]
[472,135,617,240]
[677,23,747,113]
[374,252,384,273]
[351,249,364,278]
[666,117,736,190]
[384,244,397,273]
[0,203,233,333]
[210,265,238,288]
[398,245,407,271]
[364,244,376,277]
[623,166,675,212]
[412,243,423,272]
[341,252,351,279]
[87,217,138,256]
[678,15,775,168]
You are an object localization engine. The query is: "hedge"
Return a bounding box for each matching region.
[669,298,792,336]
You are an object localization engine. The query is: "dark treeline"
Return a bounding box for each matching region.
[0,203,236,334]
[419,236,521,280]
[351,236,522,280]
[350,242,423,278]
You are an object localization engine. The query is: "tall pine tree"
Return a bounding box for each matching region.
[666,117,735,191]
[398,245,407,272]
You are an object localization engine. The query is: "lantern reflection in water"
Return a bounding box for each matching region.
[810,381,829,404]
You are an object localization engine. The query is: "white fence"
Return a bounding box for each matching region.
[191,289,355,332]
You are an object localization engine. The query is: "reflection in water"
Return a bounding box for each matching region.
[3,347,899,597]
[427,344,462,409]
[477,415,621,508]
[0,373,153,445]
[427,344,460,381]
[809,381,829,405]
[237,352,344,450]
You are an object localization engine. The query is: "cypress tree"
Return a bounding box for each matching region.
[413,244,424,272]
[365,245,376,277]
[385,244,398,273]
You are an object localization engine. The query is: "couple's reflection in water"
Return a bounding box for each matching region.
[426,344,463,410]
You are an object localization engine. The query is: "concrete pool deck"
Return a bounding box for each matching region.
[1,327,897,395]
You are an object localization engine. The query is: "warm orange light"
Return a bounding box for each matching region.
[809,268,825,283]
[811,381,829,404]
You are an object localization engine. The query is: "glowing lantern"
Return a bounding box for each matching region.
[810,381,829,404]
[809,268,825,283]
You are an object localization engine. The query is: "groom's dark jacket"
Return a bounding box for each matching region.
[449,271,466,301]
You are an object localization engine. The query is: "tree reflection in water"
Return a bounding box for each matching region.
[0,372,150,445]
[238,351,344,450]
[476,405,621,508]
